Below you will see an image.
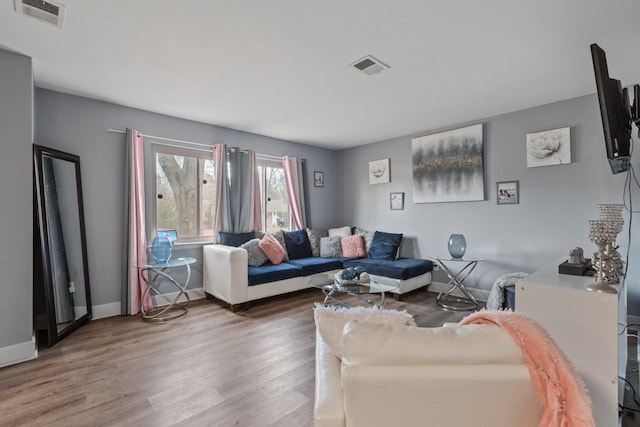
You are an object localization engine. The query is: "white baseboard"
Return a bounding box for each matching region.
[92,302,122,320]
[0,336,37,368]
[429,281,489,303]
[151,287,205,307]
[91,288,206,320]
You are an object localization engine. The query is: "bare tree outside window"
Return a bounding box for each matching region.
[154,145,215,241]
[153,145,290,240]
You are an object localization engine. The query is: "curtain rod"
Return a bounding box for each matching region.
[108,128,215,149]
[107,128,284,161]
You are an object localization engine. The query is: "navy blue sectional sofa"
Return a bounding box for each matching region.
[202,229,433,311]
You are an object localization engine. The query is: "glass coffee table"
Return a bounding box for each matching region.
[309,273,399,308]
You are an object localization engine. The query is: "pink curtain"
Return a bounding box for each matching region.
[282,156,305,229]
[127,129,152,314]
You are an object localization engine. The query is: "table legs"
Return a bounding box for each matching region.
[141,264,191,321]
[436,260,479,311]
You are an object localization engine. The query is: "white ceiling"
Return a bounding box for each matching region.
[1,0,639,149]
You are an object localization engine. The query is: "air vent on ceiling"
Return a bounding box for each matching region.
[14,0,65,29]
[350,55,390,75]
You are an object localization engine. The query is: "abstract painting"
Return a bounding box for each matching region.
[412,124,484,203]
[526,127,571,168]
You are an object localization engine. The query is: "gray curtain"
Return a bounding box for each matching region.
[216,146,260,234]
[214,144,231,239]
[228,148,255,233]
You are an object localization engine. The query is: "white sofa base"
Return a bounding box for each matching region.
[370,271,431,297]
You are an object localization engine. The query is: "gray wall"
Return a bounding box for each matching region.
[26,76,640,320]
[34,89,341,309]
[0,49,34,365]
[338,94,640,316]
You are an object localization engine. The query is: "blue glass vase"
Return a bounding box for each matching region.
[151,235,172,263]
[448,234,466,259]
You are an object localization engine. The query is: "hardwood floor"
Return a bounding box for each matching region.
[1,288,637,426]
[0,288,466,427]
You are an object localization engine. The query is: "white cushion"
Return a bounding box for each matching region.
[313,303,416,359]
[341,321,525,366]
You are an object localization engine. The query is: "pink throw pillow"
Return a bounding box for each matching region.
[340,235,366,258]
[259,233,286,264]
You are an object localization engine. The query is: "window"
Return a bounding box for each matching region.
[152,144,215,242]
[257,158,291,232]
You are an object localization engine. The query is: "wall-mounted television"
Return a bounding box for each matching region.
[590,43,638,174]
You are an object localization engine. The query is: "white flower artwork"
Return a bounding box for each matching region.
[369,158,390,184]
[526,127,571,168]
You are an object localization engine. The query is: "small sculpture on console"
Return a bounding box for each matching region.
[568,247,585,264]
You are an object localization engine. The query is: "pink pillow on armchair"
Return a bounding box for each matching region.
[259,233,286,264]
[340,235,366,258]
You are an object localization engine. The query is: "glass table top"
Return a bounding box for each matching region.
[143,256,197,269]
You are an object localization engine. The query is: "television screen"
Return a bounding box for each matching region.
[590,43,632,174]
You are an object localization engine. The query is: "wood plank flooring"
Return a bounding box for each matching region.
[1,288,637,426]
[0,288,466,427]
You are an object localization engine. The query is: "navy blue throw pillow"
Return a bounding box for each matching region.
[368,231,403,260]
[219,231,256,247]
[283,229,313,260]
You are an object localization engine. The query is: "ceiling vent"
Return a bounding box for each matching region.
[14,0,65,29]
[350,55,390,75]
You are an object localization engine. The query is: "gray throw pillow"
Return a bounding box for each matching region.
[306,228,328,257]
[354,227,374,254]
[320,236,342,257]
[240,238,268,267]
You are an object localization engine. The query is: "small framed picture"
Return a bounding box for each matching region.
[314,171,324,187]
[497,181,519,205]
[390,192,404,210]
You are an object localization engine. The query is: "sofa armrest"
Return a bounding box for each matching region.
[314,330,345,427]
[203,244,249,305]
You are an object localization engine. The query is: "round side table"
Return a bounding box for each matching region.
[140,257,196,321]
[430,256,484,311]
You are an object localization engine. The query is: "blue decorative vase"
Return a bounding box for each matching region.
[151,235,172,263]
[448,234,466,259]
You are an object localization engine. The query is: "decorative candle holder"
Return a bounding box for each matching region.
[597,204,624,273]
[587,219,618,294]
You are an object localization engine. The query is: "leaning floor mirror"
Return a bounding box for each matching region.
[33,144,92,347]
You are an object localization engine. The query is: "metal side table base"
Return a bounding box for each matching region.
[140,257,196,322]
[432,257,482,312]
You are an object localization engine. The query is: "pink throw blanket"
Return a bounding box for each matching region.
[459,310,595,427]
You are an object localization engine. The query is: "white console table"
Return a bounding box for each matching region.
[516,262,626,427]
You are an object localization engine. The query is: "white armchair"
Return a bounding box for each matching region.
[314,321,543,427]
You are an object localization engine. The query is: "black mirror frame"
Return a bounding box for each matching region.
[33,144,92,347]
